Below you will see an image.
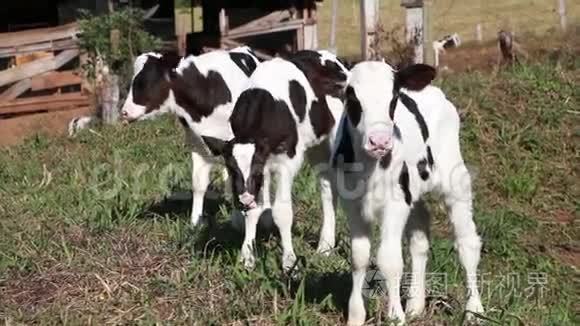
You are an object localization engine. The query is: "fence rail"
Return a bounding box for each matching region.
[0,23,87,118]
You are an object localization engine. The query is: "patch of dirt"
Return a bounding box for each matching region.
[552,245,580,270]
[439,42,500,73]
[0,106,91,147]
[0,228,190,322]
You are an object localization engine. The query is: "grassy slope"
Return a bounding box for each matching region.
[1,57,578,324]
[316,0,580,58]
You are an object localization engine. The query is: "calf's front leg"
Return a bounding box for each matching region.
[377,199,411,324]
[190,151,211,226]
[271,157,302,272]
[345,200,372,326]
[316,171,337,255]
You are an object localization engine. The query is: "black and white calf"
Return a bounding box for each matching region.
[432,33,461,67]
[120,46,260,226]
[333,61,483,324]
[205,50,350,270]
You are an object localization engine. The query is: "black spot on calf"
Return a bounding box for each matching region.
[309,98,335,138]
[290,51,348,100]
[131,56,172,113]
[229,52,257,77]
[398,162,412,205]
[417,158,430,180]
[399,93,429,142]
[289,80,307,122]
[333,117,355,166]
[171,62,232,122]
[230,88,298,158]
[201,136,227,156]
[345,86,362,127]
[426,145,434,168]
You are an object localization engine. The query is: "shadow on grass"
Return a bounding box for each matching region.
[135,184,281,258]
[137,183,228,222]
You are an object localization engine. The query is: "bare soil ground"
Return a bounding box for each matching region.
[0,106,91,147]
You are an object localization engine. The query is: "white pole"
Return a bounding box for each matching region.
[558,0,567,32]
[329,0,338,54]
[360,0,379,60]
[423,0,434,65]
[404,7,424,63]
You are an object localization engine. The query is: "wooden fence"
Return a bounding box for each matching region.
[0,23,89,117]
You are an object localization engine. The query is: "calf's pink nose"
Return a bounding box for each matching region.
[368,132,391,150]
[239,192,257,209]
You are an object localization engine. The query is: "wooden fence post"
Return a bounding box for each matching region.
[100,73,119,124]
[329,0,338,54]
[558,0,567,32]
[422,0,434,65]
[401,0,424,64]
[101,0,120,124]
[360,0,379,60]
[476,23,483,43]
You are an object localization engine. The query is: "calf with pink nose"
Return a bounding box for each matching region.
[119,47,259,227]
[333,61,484,324]
[204,50,350,270]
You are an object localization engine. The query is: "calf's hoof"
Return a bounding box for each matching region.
[465,297,484,321]
[405,299,425,317]
[316,240,334,256]
[282,253,298,274]
[190,214,206,227]
[387,304,406,325]
[240,253,256,270]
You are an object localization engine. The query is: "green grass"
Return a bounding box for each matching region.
[0,59,578,324]
[316,0,580,57]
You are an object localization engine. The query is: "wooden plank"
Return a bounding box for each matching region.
[15,52,53,66]
[0,39,77,59]
[304,24,318,50]
[219,9,229,35]
[0,49,79,88]
[0,92,88,115]
[30,71,82,91]
[0,101,88,116]
[0,79,31,102]
[0,92,86,108]
[0,23,78,48]
[227,11,290,36]
[227,20,304,39]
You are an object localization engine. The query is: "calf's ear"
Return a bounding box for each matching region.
[202,136,228,156]
[395,64,436,91]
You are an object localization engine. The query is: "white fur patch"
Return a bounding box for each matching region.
[318,50,350,76]
[232,143,256,184]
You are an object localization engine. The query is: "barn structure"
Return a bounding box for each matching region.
[185,0,322,58]
[0,0,324,123]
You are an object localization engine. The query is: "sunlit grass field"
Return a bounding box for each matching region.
[1,55,578,324]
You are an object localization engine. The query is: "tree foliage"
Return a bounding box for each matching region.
[77,8,161,82]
